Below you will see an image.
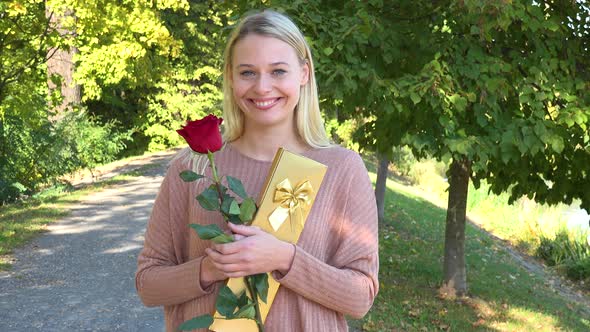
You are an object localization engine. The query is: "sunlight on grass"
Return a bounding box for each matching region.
[490,306,561,331]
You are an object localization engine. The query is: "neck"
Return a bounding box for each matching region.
[232,123,308,162]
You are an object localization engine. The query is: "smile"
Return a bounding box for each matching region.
[250,98,281,109]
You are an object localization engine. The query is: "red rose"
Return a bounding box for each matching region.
[177,114,223,154]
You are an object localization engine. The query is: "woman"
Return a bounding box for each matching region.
[136,10,379,332]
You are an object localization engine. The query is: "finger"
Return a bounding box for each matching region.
[206,248,239,264]
[226,271,248,278]
[228,222,262,236]
[205,248,224,263]
[233,234,246,241]
[212,242,241,255]
[214,263,245,274]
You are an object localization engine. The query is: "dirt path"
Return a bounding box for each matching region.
[0,151,174,332]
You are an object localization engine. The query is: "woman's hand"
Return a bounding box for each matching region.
[205,222,295,278]
[200,255,228,289]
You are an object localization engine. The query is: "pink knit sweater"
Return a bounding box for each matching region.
[135,144,379,331]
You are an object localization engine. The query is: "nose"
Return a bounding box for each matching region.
[254,74,273,94]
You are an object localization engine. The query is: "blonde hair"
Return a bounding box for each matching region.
[222,10,331,148]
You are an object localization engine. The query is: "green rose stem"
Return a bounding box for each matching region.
[207,151,229,220]
[207,150,264,332]
[245,279,264,331]
[207,151,223,198]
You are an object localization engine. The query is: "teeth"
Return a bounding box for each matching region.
[254,99,278,107]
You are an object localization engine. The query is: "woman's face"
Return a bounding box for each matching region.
[231,34,309,131]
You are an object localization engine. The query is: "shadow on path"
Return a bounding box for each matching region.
[0,162,169,331]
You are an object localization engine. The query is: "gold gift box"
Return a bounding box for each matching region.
[211,148,327,331]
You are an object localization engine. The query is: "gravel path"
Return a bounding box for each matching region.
[0,154,172,332]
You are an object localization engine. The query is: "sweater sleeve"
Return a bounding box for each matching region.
[272,152,379,318]
[135,160,214,307]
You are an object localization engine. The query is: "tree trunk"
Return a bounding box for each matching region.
[441,157,471,297]
[46,4,81,115]
[375,153,389,224]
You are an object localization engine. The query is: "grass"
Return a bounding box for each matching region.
[466,183,589,253]
[401,156,588,257]
[349,170,590,331]
[393,155,590,283]
[0,162,159,271]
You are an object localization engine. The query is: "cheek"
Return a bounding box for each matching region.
[232,81,249,99]
[279,80,301,99]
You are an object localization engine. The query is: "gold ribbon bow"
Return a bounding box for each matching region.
[268,178,313,232]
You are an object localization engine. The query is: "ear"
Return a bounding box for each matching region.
[300,61,310,86]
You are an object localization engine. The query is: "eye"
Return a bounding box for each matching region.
[272,69,287,76]
[240,70,256,77]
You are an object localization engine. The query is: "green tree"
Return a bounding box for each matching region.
[50,0,228,152]
[0,1,128,203]
[243,0,590,297]
[0,1,59,105]
[0,0,61,201]
[271,0,441,223]
[391,0,590,295]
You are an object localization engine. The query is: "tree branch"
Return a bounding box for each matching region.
[0,11,57,90]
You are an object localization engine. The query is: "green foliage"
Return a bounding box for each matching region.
[0,1,61,107]
[177,315,214,330]
[0,109,128,204]
[47,0,228,153]
[196,187,221,211]
[536,231,572,267]
[50,0,188,100]
[564,257,590,281]
[189,224,233,244]
[239,198,256,223]
[227,176,248,199]
[251,0,590,211]
[179,170,204,182]
[275,0,438,156]
[53,110,129,171]
[325,118,359,152]
[390,146,418,177]
[536,228,590,282]
[250,273,269,303]
[217,286,240,317]
[213,285,258,320]
[388,1,590,210]
[386,151,590,286]
[0,1,62,204]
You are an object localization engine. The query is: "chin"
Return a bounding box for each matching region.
[243,111,293,129]
[240,106,293,127]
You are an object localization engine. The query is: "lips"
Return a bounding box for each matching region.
[249,97,281,110]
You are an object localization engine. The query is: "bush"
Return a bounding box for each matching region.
[0,109,129,204]
[536,233,565,266]
[0,181,26,204]
[325,118,360,152]
[53,110,130,171]
[535,228,590,281]
[564,257,590,281]
[390,146,417,176]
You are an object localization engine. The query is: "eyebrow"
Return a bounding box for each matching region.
[237,62,290,68]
